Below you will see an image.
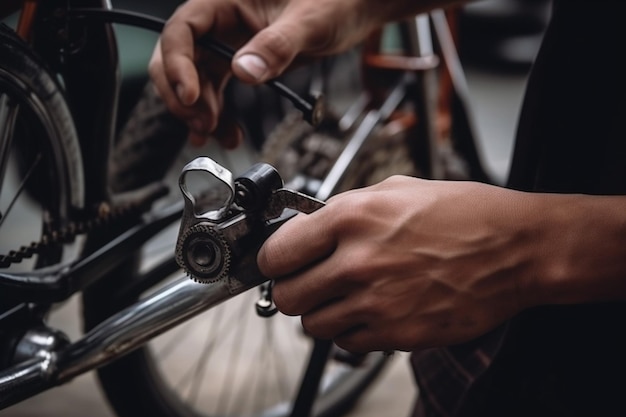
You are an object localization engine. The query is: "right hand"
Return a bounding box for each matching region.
[257,176,539,352]
[148,0,401,147]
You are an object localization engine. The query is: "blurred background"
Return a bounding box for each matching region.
[459,0,551,71]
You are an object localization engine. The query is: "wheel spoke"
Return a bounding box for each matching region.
[0,93,19,216]
[186,305,227,405]
[0,151,42,229]
[161,278,320,416]
[243,336,268,415]
[173,305,228,389]
[215,295,253,415]
[264,319,292,400]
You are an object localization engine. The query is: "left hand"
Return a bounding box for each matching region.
[149,0,399,147]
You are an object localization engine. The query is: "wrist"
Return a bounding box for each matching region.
[524,194,626,307]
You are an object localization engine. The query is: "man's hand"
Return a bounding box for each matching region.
[258,174,626,353]
[257,177,548,353]
[149,0,394,147]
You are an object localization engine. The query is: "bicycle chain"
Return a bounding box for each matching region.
[0,198,153,269]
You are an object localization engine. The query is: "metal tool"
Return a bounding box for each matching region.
[176,157,324,292]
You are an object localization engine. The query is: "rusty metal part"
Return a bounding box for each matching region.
[363,54,439,72]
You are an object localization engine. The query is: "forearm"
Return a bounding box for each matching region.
[523,193,626,307]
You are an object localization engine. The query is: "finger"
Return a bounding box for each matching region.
[334,327,388,354]
[299,296,363,340]
[232,6,326,84]
[158,0,222,105]
[298,296,387,353]
[271,253,354,316]
[257,210,336,278]
[150,55,216,135]
[213,113,244,149]
[183,67,229,145]
[189,94,243,149]
[187,117,242,149]
[159,27,200,106]
[149,44,196,119]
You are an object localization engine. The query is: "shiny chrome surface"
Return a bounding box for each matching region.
[0,273,259,409]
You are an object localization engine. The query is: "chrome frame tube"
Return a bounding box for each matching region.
[0,274,259,409]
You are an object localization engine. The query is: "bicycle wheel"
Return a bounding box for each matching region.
[261,77,471,195]
[0,24,84,278]
[83,83,390,417]
[262,109,422,195]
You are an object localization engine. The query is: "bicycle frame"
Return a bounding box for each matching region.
[0,0,488,412]
[0,1,170,300]
[0,1,333,411]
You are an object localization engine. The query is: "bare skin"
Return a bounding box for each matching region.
[257,177,626,353]
[149,0,463,145]
[150,0,626,353]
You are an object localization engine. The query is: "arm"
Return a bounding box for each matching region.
[256,177,626,353]
[148,0,469,146]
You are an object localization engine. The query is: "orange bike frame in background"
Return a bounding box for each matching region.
[361,8,459,147]
[1,0,38,41]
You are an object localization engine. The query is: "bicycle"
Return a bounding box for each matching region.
[0,1,490,416]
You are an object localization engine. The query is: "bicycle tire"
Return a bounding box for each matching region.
[261,93,473,194]
[262,110,422,194]
[0,23,84,277]
[83,83,390,417]
[108,83,188,193]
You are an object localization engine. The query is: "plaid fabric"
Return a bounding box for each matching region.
[410,326,507,417]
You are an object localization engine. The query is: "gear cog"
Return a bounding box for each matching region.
[175,223,231,283]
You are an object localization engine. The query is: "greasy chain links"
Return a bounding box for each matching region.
[176,157,324,287]
[0,186,167,268]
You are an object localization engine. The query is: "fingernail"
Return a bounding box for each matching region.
[176,84,187,104]
[236,54,268,81]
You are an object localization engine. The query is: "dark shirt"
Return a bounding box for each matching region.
[412,1,626,416]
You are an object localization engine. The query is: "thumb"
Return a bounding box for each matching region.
[232,19,310,84]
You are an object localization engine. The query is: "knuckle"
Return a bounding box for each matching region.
[162,13,181,32]
[271,283,299,316]
[300,315,330,340]
[338,251,370,284]
[256,246,272,278]
[334,334,367,354]
[257,239,283,278]
[385,174,406,184]
[253,29,296,73]
[328,197,365,231]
